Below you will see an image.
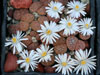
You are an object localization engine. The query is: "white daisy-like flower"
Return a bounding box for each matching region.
[79,18,96,36]
[45,1,64,19]
[59,16,79,36]
[37,21,60,44]
[67,1,87,18]
[5,31,28,54]
[36,44,53,62]
[53,53,76,75]
[74,49,96,75]
[17,50,38,72]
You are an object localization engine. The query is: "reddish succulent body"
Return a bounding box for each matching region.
[10,0,32,8]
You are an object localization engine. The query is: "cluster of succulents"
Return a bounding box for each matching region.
[5,0,96,75]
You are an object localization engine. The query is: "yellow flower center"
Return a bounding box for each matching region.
[46,29,52,35]
[41,51,47,57]
[25,57,30,63]
[53,6,58,11]
[67,22,72,27]
[61,62,67,66]
[81,60,86,65]
[85,24,89,28]
[75,5,79,10]
[12,37,17,43]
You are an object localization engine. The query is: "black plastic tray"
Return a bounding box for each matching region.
[1,0,99,75]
